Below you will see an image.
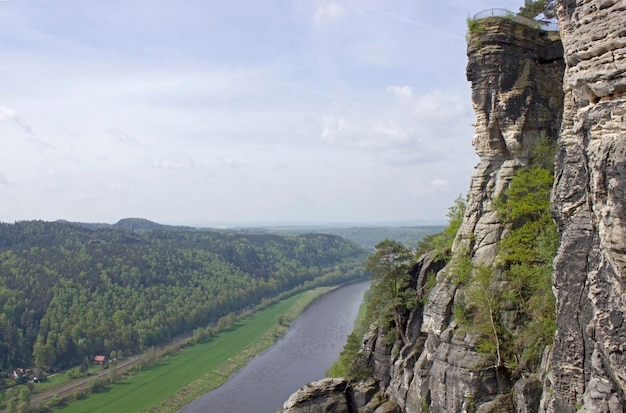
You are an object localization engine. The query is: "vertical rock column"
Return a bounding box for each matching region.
[548,1,626,412]
[390,18,564,413]
[460,18,564,264]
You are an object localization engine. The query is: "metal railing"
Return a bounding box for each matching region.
[473,8,559,32]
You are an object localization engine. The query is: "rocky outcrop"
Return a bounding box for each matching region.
[280,15,565,413]
[281,378,395,413]
[282,2,626,411]
[282,378,353,413]
[461,18,563,264]
[546,1,626,411]
[363,18,564,413]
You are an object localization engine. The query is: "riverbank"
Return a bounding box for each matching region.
[54,287,334,413]
[180,280,371,413]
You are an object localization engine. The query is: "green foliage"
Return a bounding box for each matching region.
[5,386,30,413]
[496,139,557,271]
[446,195,467,242]
[107,361,118,384]
[326,331,369,380]
[366,240,416,342]
[466,17,485,46]
[452,300,470,327]
[518,0,556,20]
[327,288,374,380]
[466,265,508,368]
[366,240,413,296]
[0,221,367,372]
[415,232,446,258]
[466,17,484,36]
[66,367,82,379]
[416,194,467,260]
[497,167,552,225]
[255,225,445,250]
[419,271,437,304]
[33,337,56,370]
[462,138,558,375]
[56,291,318,413]
[332,195,467,380]
[451,251,473,286]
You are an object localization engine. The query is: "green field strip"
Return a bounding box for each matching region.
[56,289,323,413]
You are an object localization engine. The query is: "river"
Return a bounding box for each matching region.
[179,280,371,413]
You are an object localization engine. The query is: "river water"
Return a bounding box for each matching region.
[179,280,371,413]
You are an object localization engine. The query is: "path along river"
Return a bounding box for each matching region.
[179,280,371,413]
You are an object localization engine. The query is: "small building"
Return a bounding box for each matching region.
[12,368,32,383]
[93,355,107,365]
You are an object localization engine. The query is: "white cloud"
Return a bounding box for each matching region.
[387,88,467,121]
[0,0,494,224]
[0,171,11,187]
[314,0,347,26]
[218,157,247,169]
[0,105,33,135]
[0,106,17,121]
[386,85,413,101]
[106,128,151,150]
[430,178,448,189]
[152,157,196,170]
[319,87,473,167]
[321,114,346,143]
[320,108,409,151]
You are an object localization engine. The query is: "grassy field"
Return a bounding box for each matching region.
[56,287,330,413]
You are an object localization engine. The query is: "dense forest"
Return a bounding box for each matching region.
[0,220,367,373]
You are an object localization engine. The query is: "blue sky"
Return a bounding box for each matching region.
[0,0,525,226]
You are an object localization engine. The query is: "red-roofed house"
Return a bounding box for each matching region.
[93,355,107,365]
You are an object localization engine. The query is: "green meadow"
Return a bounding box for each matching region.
[56,288,329,413]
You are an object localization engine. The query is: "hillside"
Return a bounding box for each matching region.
[0,220,367,373]
[234,226,445,250]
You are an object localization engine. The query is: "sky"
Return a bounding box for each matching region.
[0,0,525,227]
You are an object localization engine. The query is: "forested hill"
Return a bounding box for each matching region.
[0,220,368,372]
[232,226,446,250]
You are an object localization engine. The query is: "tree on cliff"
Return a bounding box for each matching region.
[465,137,558,374]
[415,194,466,260]
[518,0,556,20]
[366,239,415,344]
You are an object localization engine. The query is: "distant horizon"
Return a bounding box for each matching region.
[197,219,448,229]
[4,216,448,229]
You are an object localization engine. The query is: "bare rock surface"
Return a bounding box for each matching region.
[367,18,563,413]
[546,1,626,411]
[282,378,351,413]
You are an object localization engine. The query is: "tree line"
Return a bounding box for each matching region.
[0,221,368,374]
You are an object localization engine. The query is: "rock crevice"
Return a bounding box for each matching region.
[547,2,626,411]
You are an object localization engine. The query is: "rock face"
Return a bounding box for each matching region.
[281,378,395,413]
[546,1,626,411]
[462,18,564,265]
[282,378,352,413]
[380,22,565,409]
[281,2,626,411]
[361,18,563,413]
[280,16,564,413]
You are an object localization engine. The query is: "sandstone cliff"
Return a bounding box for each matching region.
[359,17,564,412]
[547,0,626,411]
[281,2,626,411]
